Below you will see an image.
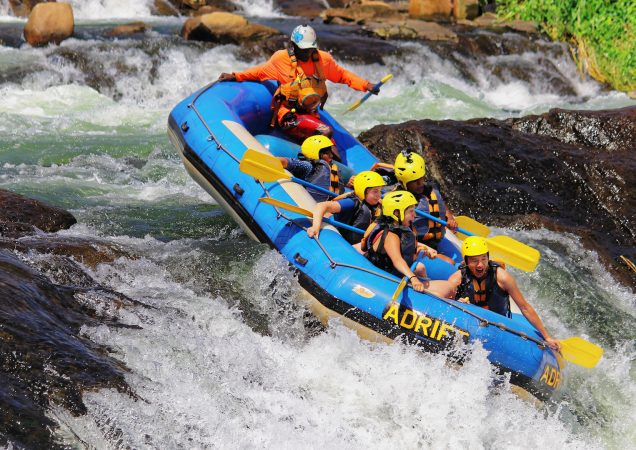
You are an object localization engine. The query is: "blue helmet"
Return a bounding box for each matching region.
[291,24,318,49]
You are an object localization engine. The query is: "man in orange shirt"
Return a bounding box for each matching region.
[218,24,381,151]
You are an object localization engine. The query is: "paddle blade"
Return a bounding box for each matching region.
[486,235,541,272]
[391,277,408,302]
[258,197,313,218]
[561,337,603,368]
[239,149,289,182]
[455,216,490,239]
[345,98,364,113]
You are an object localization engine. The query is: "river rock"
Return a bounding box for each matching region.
[274,0,330,17]
[6,0,47,17]
[0,249,133,448]
[181,12,281,44]
[358,106,636,288]
[23,2,74,47]
[0,189,76,233]
[453,0,479,20]
[408,0,452,20]
[365,19,457,41]
[107,21,148,37]
[0,235,131,268]
[322,1,403,24]
[152,0,237,16]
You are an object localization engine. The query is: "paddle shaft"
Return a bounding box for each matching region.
[259,197,364,235]
[347,74,393,113]
[321,216,364,235]
[289,175,338,198]
[414,209,473,236]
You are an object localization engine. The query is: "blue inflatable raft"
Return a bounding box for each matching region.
[168,80,566,401]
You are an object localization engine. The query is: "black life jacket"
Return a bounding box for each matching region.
[364,222,417,277]
[335,195,378,245]
[456,261,511,317]
[306,160,342,202]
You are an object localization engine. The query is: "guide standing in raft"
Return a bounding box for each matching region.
[217,24,382,154]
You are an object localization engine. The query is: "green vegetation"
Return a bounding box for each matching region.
[496,0,636,94]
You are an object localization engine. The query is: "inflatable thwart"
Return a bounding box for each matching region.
[168,80,566,401]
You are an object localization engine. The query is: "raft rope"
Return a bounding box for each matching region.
[186,84,547,351]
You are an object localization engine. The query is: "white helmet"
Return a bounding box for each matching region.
[291,25,318,49]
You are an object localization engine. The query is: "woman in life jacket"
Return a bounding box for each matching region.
[364,191,456,299]
[217,24,380,148]
[307,170,386,250]
[278,135,344,202]
[394,150,458,265]
[448,237,561,350]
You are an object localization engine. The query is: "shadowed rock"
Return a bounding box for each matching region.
[0,235,131,268]
[358,106,636,288]
[0,190,76,233]
[0,250,135,449]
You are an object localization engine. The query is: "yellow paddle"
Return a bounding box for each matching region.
[455,216,490,239]
[346,74,393,113]
[486,236,540,272]
[560,337,604,368]
[240,149,540,271]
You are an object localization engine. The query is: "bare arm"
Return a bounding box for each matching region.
[499,270,561,351]
[446,208,458,231]
[383,232,425,292]
[278,157,289,168]
[307,201,341,238]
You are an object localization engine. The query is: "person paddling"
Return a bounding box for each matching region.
[307,170,386,250]
[364,191,455,298]
[394,150,458,264]
[278,135,344,202]
[449,236,561,351]
[217,24,381,150]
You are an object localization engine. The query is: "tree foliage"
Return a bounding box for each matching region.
[497,0,635,93]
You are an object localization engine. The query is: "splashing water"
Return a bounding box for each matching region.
[0,12,634,448]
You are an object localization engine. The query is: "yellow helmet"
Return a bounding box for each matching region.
[462,236,489,257]
[353,171,386,201]
[394,151,425,186]
[381,190,417,223]
[301,135,333,160]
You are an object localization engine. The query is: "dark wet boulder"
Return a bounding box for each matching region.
[0,235,131,268]
[0,250,133,448]
[0,189,76,233]
[358,106,636,288]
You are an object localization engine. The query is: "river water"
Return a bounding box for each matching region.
[0,1,635,448]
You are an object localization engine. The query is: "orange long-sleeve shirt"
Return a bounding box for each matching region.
[234,49,370,92]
